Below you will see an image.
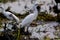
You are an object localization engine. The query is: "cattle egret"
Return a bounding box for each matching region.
[0,7,20,24]
[20,3,40,28]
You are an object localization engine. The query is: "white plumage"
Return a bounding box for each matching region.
[0,7,19,23]
[20,4,39,28]
[3,12,13,20]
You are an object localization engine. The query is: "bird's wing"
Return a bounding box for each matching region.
[21,14,34,26]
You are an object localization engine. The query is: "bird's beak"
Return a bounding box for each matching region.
[39,4,44,6]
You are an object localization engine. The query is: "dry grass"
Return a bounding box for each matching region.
[0,0,16,3]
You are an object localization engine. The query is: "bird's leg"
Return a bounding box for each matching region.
[16,24,20,40]
[16,24,22,40]
[25,26,28,32]
[16,28,20,40]
[24,23,30,32]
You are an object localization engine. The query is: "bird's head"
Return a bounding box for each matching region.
[32,2,40,11]
[36,4,40,13]
[34,3,40,13]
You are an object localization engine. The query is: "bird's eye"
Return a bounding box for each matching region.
[9,14,12,17]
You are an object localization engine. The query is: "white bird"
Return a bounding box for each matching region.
[0,7,20,23]
[20,3,40,28]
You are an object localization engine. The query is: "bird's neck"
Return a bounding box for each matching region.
[33,7,38,19]
[34,7,38,15]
